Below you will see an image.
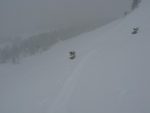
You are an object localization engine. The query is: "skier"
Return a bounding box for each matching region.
[69,51,76,60]
[132,27,139,34]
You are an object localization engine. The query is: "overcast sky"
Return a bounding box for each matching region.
[0,0,132,38]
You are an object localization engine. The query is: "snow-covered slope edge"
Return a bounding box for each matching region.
[50,1,150,112]
[0,0,150,113]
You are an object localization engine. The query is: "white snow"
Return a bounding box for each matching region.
[0,0,150,113]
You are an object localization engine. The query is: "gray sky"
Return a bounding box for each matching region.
[0,0,132,38]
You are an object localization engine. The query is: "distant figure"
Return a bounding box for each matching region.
[132,27,139,34]
[69,51,76,60]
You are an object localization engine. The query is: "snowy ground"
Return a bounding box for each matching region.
[0,0,150,113]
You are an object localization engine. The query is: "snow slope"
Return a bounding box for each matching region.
[0,0,150,113]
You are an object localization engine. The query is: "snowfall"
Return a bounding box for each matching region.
[0,0,150,113]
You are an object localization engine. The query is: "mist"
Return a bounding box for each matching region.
[0,0,132,38]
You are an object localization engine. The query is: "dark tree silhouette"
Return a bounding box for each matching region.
[132,0,141,10]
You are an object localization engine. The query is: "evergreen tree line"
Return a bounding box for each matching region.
[0,23,100,64]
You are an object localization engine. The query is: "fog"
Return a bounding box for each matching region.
[0,0,132,38]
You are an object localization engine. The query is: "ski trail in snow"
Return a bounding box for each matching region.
[48,49,98,113]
